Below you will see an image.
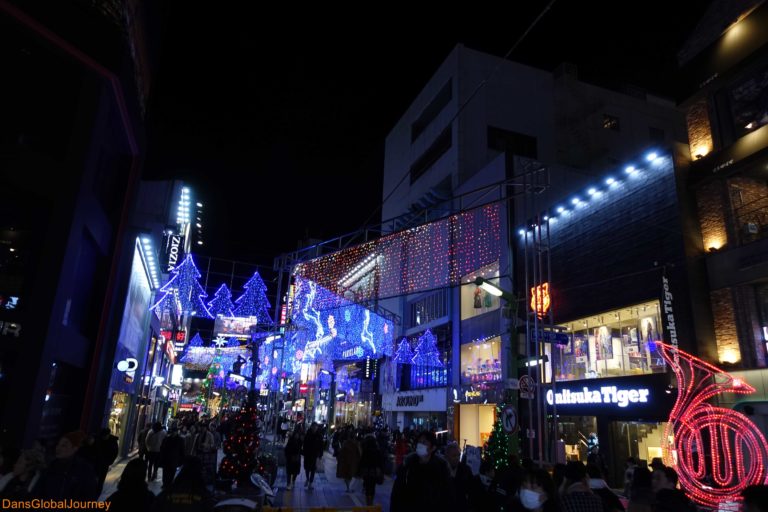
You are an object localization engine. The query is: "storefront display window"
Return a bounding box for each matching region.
[557,301,665,382]
[461,262,500,320]
[459,404,496,447]
[460,337,502,386]
[557,416,597,463]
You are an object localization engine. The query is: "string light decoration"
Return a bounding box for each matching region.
[656,341,768,509]
[150,254,211,318]
[218,402,261,484]
[484,403,510,471]
[291,277,393,363]
[392,338,414,364]
[410,329,447,388]
[207,284,236,318]
[188,332,206,347]
[294,204,501,303]
[151,290,179,322]
[233,271,273,324]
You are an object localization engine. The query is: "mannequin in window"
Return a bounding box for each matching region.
[483,287,493,308]
[474,286,483,308]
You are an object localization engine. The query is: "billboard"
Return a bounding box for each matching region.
[214,316,259,338]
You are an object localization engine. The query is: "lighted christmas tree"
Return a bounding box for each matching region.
[233,271,272,324]
[218,401,261,484]
[151,254,211,318]
[151,290,179,322]
[411,329,443,367]
[207,283,236,318]
[484,404,511,471]
[393,338,414,364]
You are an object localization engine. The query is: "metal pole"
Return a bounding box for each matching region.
[534,214,544,468]
[270,263,287,458]
[547,215,558,463]
[523,171,534,459]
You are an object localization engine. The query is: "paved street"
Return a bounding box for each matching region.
[100,449,393,511]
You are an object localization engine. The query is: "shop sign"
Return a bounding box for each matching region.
[661,276,679,351]
[116,358,139,383]
[260,388,270,396]
[385,388,447,411]
[342,346,364,359]
[163,234,184,273]
[0,320,21,338]
[162,336,176,364]
[299,383,309,394]
[546,385,650,408]
[530,282,551,318]
[396,395,424,407]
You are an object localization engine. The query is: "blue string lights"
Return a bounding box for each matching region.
[233,271,273,324]
[410,329,447,388]
[518,151,668,236]
[208,283,236,318]
[392,338,414,364]
[150,254,212,318]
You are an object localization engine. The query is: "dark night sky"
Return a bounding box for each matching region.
[144,1,712,266]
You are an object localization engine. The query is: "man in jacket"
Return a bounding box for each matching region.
[34,431,99,500]
[444,442,474,512]
[145,422,167,481]
[390,431,451,511]
[90,428,119,495]
[159,426,186,489]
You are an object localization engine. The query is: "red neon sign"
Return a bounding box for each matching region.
[656,342,768,508]
[175,331,186,342]
[299,383,309,394]
[530,282,551,318]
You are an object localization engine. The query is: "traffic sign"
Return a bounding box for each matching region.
[519,375,535,399]
[531,329,569,345]
[501,405,518,433]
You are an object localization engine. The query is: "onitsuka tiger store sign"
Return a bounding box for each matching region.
[544,373,674,419]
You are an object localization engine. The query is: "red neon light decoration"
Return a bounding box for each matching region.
[656,341,768,509]
[530,282,551,318]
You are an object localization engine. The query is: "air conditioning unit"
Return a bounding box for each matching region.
[744,223,759,235]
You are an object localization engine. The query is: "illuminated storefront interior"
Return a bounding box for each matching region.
[459,404,496,448]
[460,337,502,387]
[460,261,500,320]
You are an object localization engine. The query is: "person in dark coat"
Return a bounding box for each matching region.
[444,442,474,512]
[390,431,451,512]
[106,459,155,512]
[358,435,384,506]
[651,466,695,512]
[34,431,99,500]
[0,448,45,499]
[90,428,119,495]
[160,426,186,489]
[151,457,214,512]
[302,423,322,489]
[284,431,302,490]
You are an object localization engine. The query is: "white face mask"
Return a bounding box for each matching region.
[415,443,429,457]
[519,488,544,509]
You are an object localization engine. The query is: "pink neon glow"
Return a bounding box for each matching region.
[656,341,768,508]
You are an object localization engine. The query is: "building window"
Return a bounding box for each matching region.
[411,80,452,142]
[460,336,502,386]
[409,290,448,328]
[410,127,452,184]
[461,261,500,320]
[487,126,537,158]
[396,325,451,390]
[603,115,620,131]
[557,300,665,382]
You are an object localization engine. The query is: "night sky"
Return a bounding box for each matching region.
[144,1,711,265]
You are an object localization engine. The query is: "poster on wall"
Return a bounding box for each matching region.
[594,326,613,360]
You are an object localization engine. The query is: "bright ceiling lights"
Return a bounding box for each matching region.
[645,152,658,161]
[606,177,615,185]
[625,165,636,174]
[588,188,596,195]
[556,206,565,213]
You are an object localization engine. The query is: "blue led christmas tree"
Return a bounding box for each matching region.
[151,290,179,322]
[233,271,272,324]
[207,283,235,318]
[151,254,211,318]
[393,338,414,364]
[411,329,443,367]
[188,332,206,347]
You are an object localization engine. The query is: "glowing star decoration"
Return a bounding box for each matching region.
[656,341,768,509]
[213,336,228,348]
[295,349,304,360]
[530,282,551,318]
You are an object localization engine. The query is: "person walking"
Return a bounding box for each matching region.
[151,457,214,512]
[302,423,323,489]
[517,468,558,512]
[444,442,474,512]
[145,422,167,481]
[34,431,99,500]
[390,431,451,511]
[91,428,119,495]
[160,426,186,489]
[0,448,46,499]
[336,433,361,492]
[560,461,603,512]
[105,459,155,512]
[284,431,302,490]
[358,435,384,506]
[192,423,216,485]
[137,424,152,462]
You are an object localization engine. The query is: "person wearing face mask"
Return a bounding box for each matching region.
[517,469,558,512]
[390,431,451,512]
[444,442,473,512]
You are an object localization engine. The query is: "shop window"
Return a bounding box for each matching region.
[460,337,502,386]
[461,261,500,320]
[721,62,768,141]
[396,325,451,390]
[408,290,448,328]
[557,301,665,382]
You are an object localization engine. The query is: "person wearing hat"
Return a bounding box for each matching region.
[34,431,99,500]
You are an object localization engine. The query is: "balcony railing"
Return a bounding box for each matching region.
[733,193,768,245]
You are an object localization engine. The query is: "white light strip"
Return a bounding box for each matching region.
[138,236,161,289]
[337,253,378,285]
[518,151,665,235]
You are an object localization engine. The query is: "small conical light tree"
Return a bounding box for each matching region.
[207,283,235,318]
[484,404,511,471]
[393,338,414,364]
[411,329,443,367]
[233,271,273,324]
[150,289,179,322]
[151,254,211,318]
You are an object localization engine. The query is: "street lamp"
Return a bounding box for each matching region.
[475,277,515,302]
